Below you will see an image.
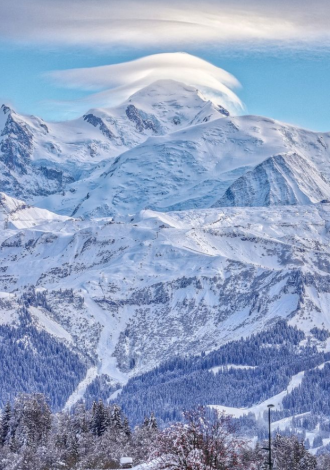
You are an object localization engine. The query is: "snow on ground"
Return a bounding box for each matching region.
[82,294,129,384]
[209,365,256,374]
[28,306,73,342]
[35,111,330,219]
[0,292,20,325]
[109,388,122,401]
[0,192,69,230]
[64,367,98,410]
[2,79,330,432]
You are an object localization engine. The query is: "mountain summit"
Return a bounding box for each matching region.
[0,80,229,202]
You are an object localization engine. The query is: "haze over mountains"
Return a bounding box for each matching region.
[1,78,330,432]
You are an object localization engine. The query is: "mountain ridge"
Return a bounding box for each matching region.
[214,152,330,207]
[35,114,330,218]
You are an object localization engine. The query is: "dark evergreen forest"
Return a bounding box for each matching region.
[0,322,87,410]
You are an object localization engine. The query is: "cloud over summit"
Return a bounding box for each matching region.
[47,53,242,114]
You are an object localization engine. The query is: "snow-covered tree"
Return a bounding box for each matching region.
[91,400,107,436]
[273,434,317,470]
[0,393,321,470]
[10,393,51,449]
[316,453,330,469]
[150,407,258,470]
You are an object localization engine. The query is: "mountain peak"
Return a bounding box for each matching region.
[124,79,230,128]
[0,192,27,215]
[128,79,203,100]
[126,79,224,112]
[1,104,15,116]
[213,152,330,208]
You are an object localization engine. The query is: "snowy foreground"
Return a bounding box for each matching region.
[0,396,324,469]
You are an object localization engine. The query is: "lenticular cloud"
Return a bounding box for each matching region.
[48,53,243,114]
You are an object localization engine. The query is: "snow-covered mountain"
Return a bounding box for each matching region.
[0,192,68,230]
[214,152,330,207]
[1,80,330,421]
[1,196,330,394]
[0,80,227,201]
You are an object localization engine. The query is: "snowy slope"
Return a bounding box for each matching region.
[210,370,306,420]
[0,192,68,230]
[1,198,330,391]
[3,81,330,217]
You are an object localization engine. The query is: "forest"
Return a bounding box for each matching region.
[117,321,330,426]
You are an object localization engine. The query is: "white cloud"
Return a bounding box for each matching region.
[1,0,330,50]
[47,52,242,114]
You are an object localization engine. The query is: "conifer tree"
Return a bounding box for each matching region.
[91,400,107,436]
[0,402,11,446]
[112,404,123,432]
[123,416,131,438]
[149,412,158,430]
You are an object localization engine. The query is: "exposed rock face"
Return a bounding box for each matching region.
[83,113,115,139]
[0,81,228,202]
[0,112,33,173]
[217,104,230,116]
[0,106,75,198]
[46,119,330,219]
[125,104,158,133]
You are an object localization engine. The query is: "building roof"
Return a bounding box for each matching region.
[120,457,133,464]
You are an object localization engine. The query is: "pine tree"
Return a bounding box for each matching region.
[0,402,11,446]
[149,412,158,430]
[91,400,107,436]
[123,417,131,438]
[143,416,150,428]
[112,405,123,432]
[10,393,51,449]
[72,401,89,434]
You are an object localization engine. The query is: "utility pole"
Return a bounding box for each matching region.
[262,404,275,469]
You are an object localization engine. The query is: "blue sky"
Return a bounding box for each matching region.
[1,0,330,131]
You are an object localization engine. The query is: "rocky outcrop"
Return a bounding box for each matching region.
[125,105,158,133]
[83,113,115,139]
[0,112,33,174]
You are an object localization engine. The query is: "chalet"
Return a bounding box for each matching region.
[120,457,133,468]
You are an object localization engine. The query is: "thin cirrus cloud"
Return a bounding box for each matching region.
[46,53,243,115]
[1,0,330,50]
